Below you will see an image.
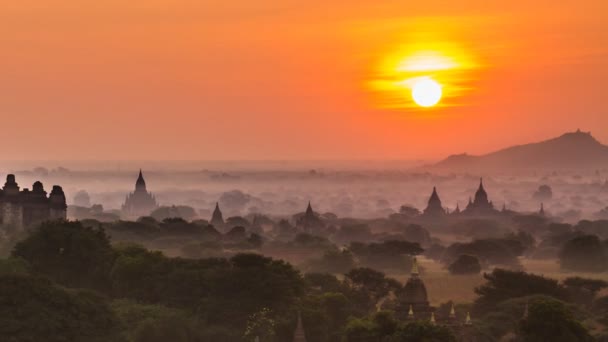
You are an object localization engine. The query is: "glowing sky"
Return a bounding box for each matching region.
[1,0,607,160]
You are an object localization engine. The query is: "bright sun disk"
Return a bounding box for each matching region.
[412,78,442,107]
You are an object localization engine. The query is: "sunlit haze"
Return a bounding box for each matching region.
[1,1,607,161]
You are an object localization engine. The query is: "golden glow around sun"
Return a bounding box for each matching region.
[368,40,479,111]
[412,78,442,107]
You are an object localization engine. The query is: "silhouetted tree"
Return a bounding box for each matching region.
[559,234,608,272]
[448,254,482,275]
[12,220,115,292]
[519,298,592,342]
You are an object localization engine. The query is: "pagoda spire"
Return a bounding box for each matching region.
[464,312,472,325]
[410,257,419,276]
[449,303,456,319]
[135,169,147,191]
[430,312,436,325]
[539,203,545,216]
[305,201,314,216]
[407,305,414,319]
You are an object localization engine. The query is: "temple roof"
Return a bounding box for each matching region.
[135,169,146,191]
[305,201,314,216]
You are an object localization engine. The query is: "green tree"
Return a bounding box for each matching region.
[448,254,482,275]
[12,220,115,292]
[559,235,608,272]
[519,298,592,342]
[243,308,276,342]
[345,268,401,314]
[0,274,122,342]
[392,321,456,342]
[474,269,567,313]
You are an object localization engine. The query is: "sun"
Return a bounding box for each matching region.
[412,78,442,107]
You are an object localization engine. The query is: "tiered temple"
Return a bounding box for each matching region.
[423,187,446,217]
[122,170,158,218]
[462,178,498,216]
[296,202,324,233]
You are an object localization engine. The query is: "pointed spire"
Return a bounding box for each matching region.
[430,312,436,325]
[135,169,146,191]
[464,312,472,325]
[410,257,419,276]
[211,202,224,226]
[539,203,545,216]
[449,303,456,318]
[454,203,460,213]
[408,305,414,318]
[479,177,484,191]
[305,201,314,216]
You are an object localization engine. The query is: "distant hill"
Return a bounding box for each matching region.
[432,130,608,171]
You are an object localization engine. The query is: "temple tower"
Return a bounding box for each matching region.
[423,187,445,217]
[122,170,158,218]
[210,202,225,229]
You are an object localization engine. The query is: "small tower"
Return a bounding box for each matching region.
[135,169,146,192]
[211,202,225,228]
[411,257,420,277]
[423,187,445,217]
[539,203,545,216]
[407,305,414,320]
[49,186,68,220]
[449,303,456,320]
[464,312,472,326]
[429,312,436,325]
[305,201,314,218]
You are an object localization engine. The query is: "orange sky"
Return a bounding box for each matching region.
[1,0,607,161]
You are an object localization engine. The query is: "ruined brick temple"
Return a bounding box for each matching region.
[0,174,67,229]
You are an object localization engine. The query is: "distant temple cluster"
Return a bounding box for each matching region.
[122,170,158,218]
[423,178,543,218]
[0,174,66,229]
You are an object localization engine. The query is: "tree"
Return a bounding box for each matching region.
[12,220,115,292]
[243,308,276,342]
[0,274,121,342]
[393,321,456,342]
[448,254,482,275]
[345,268,401,314]
[474,269,567,313]
[399,205,421,218]
[445,238,525,267]
[563,277,608,307]
[559,235,608,272]
[519,298,592,342]
[150,206,197,221]
[532,185,553,201]
[350,240,423,271]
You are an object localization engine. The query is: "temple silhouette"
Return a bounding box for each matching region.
[210,202,225,230]
[0,174,66,229]
[463,178,497,215]
[390,258,476,341]
[122,170,158,218]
